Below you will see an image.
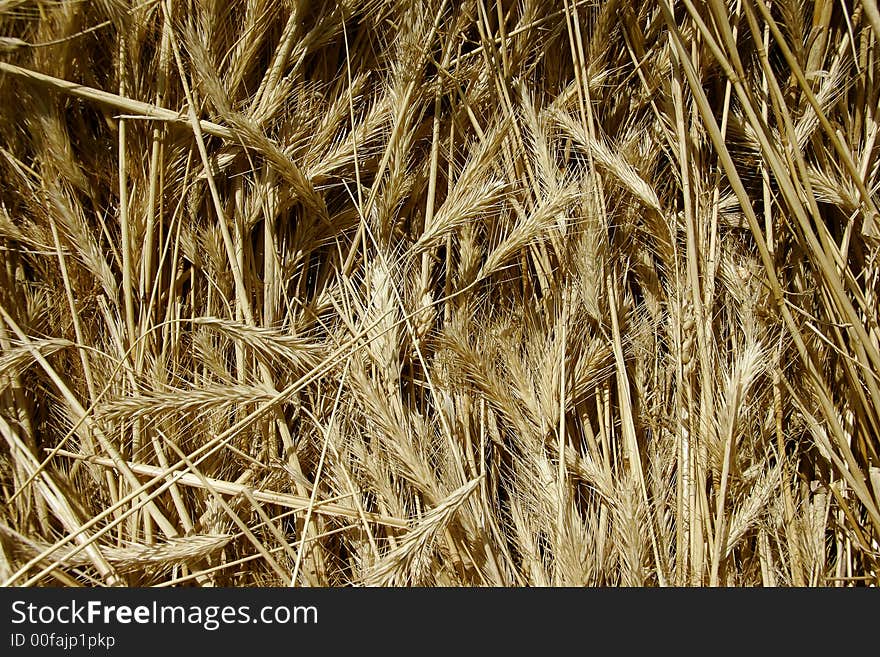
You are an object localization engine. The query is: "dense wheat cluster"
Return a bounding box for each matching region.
[0,0,879,587]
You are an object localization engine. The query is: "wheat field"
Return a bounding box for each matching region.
[0,0,878,587]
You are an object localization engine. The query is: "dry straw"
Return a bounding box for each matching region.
[0,0,878,586]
